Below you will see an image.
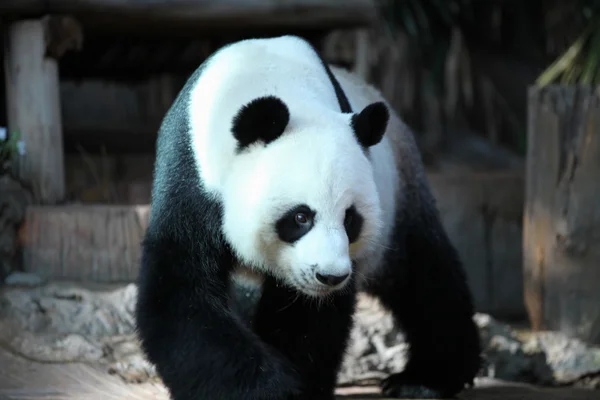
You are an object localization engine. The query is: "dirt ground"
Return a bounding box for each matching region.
[0,347,598,400]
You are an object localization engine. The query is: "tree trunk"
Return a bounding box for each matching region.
[524,85,600,344]
[4,19,66,204]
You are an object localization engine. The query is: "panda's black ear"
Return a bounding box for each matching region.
[231,95,290,151]
[351,102,389,148]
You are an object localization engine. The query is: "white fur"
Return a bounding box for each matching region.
[221,113,382,297]
[188,35,341,194]
[187,36,402,297]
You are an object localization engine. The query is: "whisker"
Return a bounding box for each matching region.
[351,269,371,284]
[364,238,398,251]
[278,293,300,312]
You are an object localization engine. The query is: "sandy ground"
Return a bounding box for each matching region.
[0,347,598,400]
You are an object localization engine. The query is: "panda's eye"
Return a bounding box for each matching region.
[344,205,364,244]
[344,212,353,226]
[295,213,309,225]
[276,205,316,244]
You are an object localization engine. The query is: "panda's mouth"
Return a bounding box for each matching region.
[292,276,351,298]
[305,285,335,296]
[297,285,337,298]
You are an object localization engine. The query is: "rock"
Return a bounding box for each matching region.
[0,281,598,391]
[8,332,104,363]
[0,282,138,363]
[341,296,600,389]
[0,282,137,337]
[475,313,600,387]
[103,335,157,384]
[4,271,46,287]
[526,332,600,384]
[337,293,407,385]
[475,313,554,385]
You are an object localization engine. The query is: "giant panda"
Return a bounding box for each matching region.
[135,35,482,400]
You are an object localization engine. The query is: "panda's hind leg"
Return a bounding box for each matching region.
[361,190,482,399]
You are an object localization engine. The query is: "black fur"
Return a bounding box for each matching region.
[351,102,389,148]
[232,95,290,152]
[135,51,355,400]
[361,180,483,398]
[255,275,356,399]
[344,205,363,244]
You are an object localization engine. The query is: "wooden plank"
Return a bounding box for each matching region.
[4,19,66,204]
[0,345,598,400]
[524,85,600,344]
[0,0,377,34]
[19,205,150,282]
[0,346,170,400]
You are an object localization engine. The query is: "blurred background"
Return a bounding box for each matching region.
[0,1,599,399]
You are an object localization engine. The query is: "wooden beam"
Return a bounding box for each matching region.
[0,0,377,34]
[4,18,66,204]
[19,204,150,282]
[524,85,600,344]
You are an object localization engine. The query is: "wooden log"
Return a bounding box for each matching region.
[428,171,526,319]
[0,0,376,34]
[4,18,66,204]
[19,205,150,282]
[524,85,600,344]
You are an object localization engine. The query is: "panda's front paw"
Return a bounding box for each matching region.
[380,372,447,399]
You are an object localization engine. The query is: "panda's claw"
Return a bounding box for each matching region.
[380,373,447,399]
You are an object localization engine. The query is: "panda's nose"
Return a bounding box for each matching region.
[315,272,350,287]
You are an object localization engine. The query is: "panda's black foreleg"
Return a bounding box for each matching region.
[135,234,305,400]
[362,200,482,399]
[253,275,357,400]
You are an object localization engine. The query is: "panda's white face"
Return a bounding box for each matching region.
[221,110,383,298]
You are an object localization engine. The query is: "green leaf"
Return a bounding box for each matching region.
[580,20,600,84]
[537,34,587,85]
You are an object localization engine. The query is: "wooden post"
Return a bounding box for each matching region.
[4,18,66,204]
[524,85,600,344]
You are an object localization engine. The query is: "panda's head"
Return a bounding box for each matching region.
[220,96,389,298]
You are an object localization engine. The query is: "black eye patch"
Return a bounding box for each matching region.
[275,204,316,244]
[344,205,364,243]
